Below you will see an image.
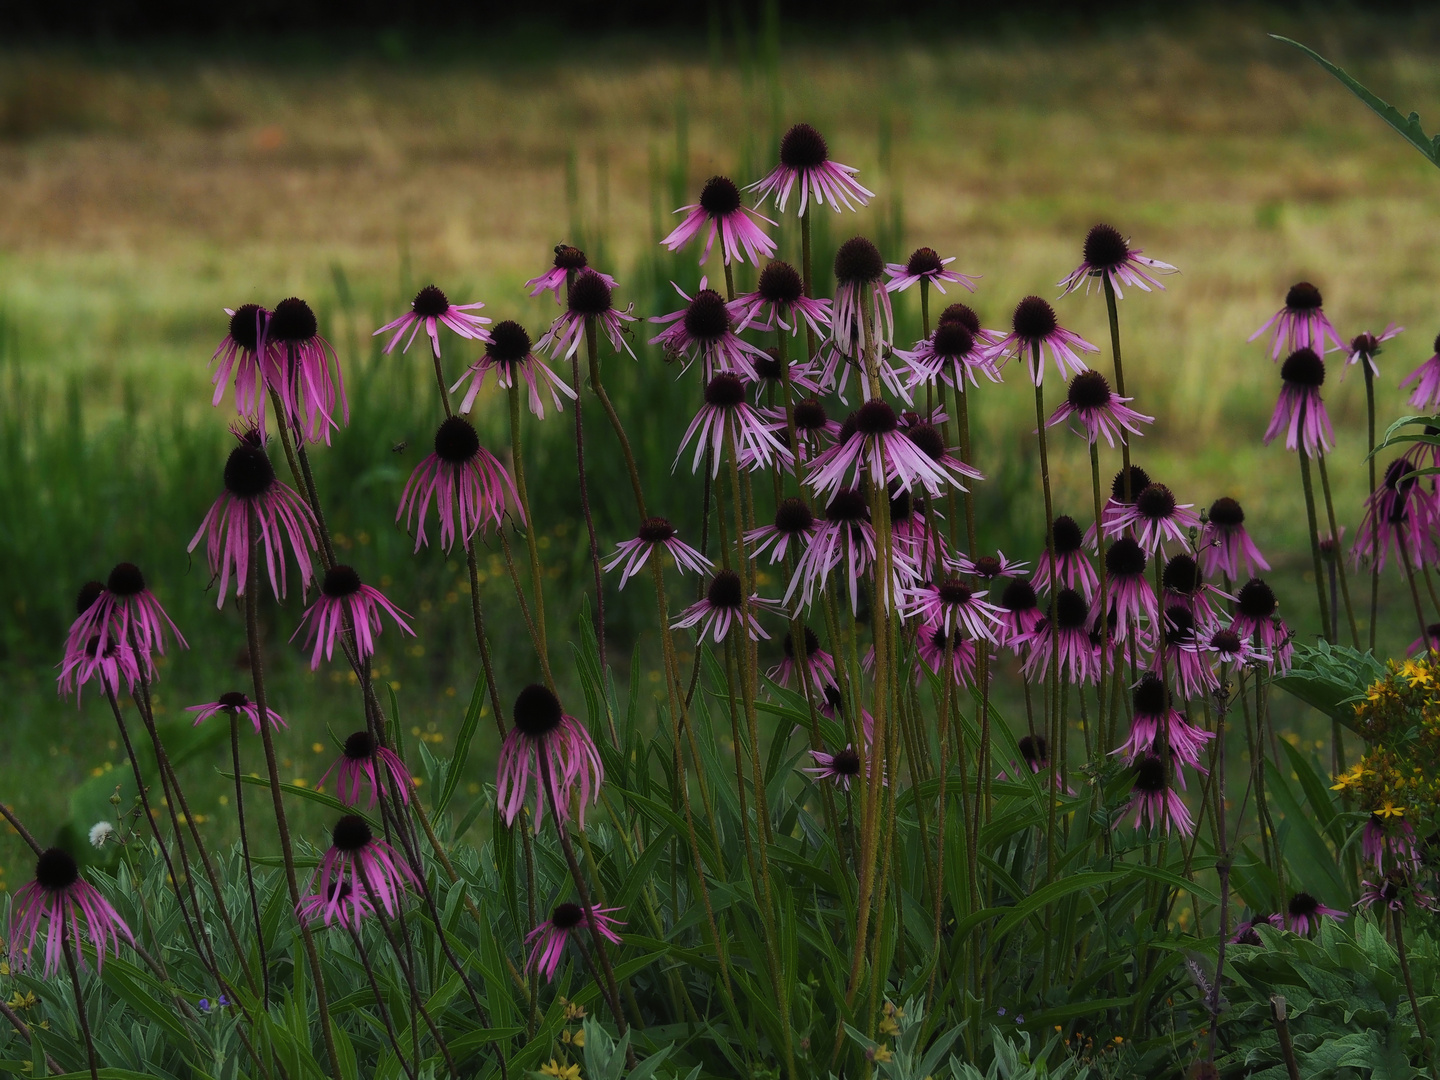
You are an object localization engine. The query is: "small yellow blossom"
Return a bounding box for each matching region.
[878,1015,900,1036]
[540,1060,581,1080]
[1376,800,1405,819]
[868,1045,893,1064]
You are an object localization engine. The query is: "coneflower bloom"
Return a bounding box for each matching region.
[1114,673,1214,768]
[804,745,869,789]
[729,259,833,339]
[526,903,625,982]
[884,246,977,296]
[1269,892,1346,935]
[1264,347,1333,454]
[747,497,817,565]
[1127,756,1193,836]
[747,122,873,215]
[310,815,415,927]
[1362,815,1419,875]
[1401,333,1440,411]
[1104,537,1157,633]
[993,295,1098,386]
[188,430,318,605]
[661,175,777,266]
[901,577,1000,641]
[786,488,876,614]
[398,415,519,553]
[673,570,779,643]
[1249,281,1345,360]
[297,880,373,929]
[1110,483,1200,555]
[292,565,414,670]
[1058,223,1177,298]
[1197,626,1269,672]
[771,397,841,465]
[768,626,836,691]
[496,685,604,828]
[1230,578,1287,653]
[830,236,894,365]
[915,624,980,688]
[58,621,140,705]
[995,734,1053,782]
[1198,497,1270,580]
[676,372,787,476]
[67,561,186,676]
[995,578,1045,650]
[210,303,273,426]
[1343,324,1402,380]
[526,244,617,305]
[1033,516,1099,599]
[1161,553,1229,625]
[1408,623,1440,656]
[888,485,947,581]
[453,320,575,419]
[186,691,286,732]
[1047,369,1152,447]
[603,517,711,589]
[538,269,636,361]
[954,551,1031,582]
[650,281,768,379]
[937,301,1007,349]
[1022,589,1100,685]
[266,296,347,444]
[807,399,952,498]
[1358,878,1436,914]
[751,349,826,405]
[8,848,133,976]
[899,321,1002,394]
[1349,457,1437,573]
[903,421,984,493]
[1229,916,1270,946]
[1089,464,1153,546]
[319,731,412,808]
[373,284,491,358]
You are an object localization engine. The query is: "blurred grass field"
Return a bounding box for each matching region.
[4,7,1440,880]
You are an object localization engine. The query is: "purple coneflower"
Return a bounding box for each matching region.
[1358,878,1423,914]
[768,626,836,691]
[994,296,1098,386]
[752,348,825,406]
[747,497,817,564]
[995,578,1045,651]
[186,690,285,732]
[1249,281,1345,360]
[266,296,347,444]
[900,577,1000,641]
[904,421,984,494]
[1033,516,1099,599]
[938,301,1006,348]
[319,731,412,808]
[730,260,833,339]
[526,902,625,982]
[747,122,873,215]
[1126,756,1193,836]
[887,485,947,581]
[1343,324,1402,379]
[1109,482,1200,555]
[1103,537,1157,634]
[650,280,769,379]
[1229,578,1288,657]
[1114,673,1214,769]
[211,303,273,427]
[1408,622,1440,656]
[1161,553,1229,625]
[58,606,140,706]
[676,372,788,476]
[1198,497,1270,580]
[452,320,575,419]
[662,175,777,266]
[297,879,374,929]
[1229,916,1269,946]
[785,488,876,614]
[1264,347,1333,453]
[804,745,866,789]
[1401,333,1440,411]
[398,415,519,553]
[1362,815,1419,875]
[672,569,779,643]
[526,244,617,305]
[1016,735,1050,776]
[189,429,318,606]
[830,237,894,365]
[899,321,1001,395]
[539,269,636,361]
[310,815,415,928]
[953,550,1030,582]
[374,284,490,358]
[1021,588,1100,685]
[1089,464,1152,546]
[1058,223,1177,298]
[67,561,186,676]
[885,246,977,296]
[1349,457,1437,573]
[1270,892,1346,935]
[603,517,711,589]
[780,397,841,463]
[292,565,414,670]
[1197,625,1268,672]
[1047,369,1152,447]
[496,684,604,827]
[9,848,133,976]
[807,399,951,499]
[915,624,980,688]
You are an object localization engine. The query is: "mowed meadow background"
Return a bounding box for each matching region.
[4,4,1440,882]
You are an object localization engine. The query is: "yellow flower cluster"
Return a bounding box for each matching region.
[1336,658,1440,818]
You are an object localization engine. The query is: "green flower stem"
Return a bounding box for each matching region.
[1314,450,1359,647]
[508,380,556,690]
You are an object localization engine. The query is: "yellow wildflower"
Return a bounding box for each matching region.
[1376,800,1405,819]
[878,1015,900,1036]
[870,1045,893,1064]
[541,1061,581,1080]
